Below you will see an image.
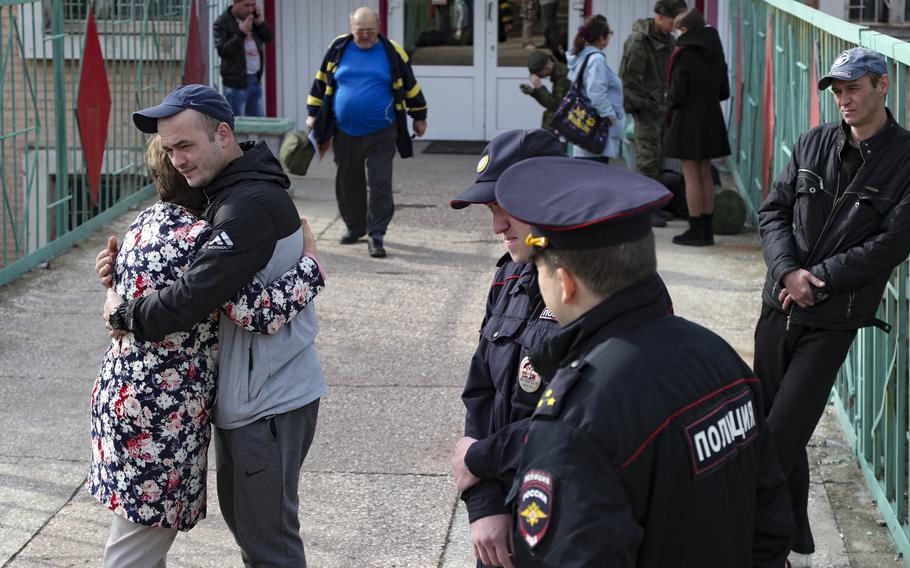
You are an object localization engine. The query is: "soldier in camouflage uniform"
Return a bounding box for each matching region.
[520,50,571,129]
[619,0,686,226]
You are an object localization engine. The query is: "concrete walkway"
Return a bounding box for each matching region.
[0,144,902,567]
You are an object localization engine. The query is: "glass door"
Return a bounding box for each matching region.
[484,0,582,138]
[387,0,583,140]
[389,0,486,139]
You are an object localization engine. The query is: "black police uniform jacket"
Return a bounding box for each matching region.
[461,255,561,522]
[760,111,910,330]
[510,275,794,567]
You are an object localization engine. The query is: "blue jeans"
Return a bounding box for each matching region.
[223,74,263,117]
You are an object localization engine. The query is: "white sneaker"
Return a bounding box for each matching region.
[787,551,812,568]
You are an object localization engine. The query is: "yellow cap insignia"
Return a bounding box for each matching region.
[476,154,490,174]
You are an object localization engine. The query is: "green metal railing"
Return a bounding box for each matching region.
[0,0,191,286]
[730,0,910,562]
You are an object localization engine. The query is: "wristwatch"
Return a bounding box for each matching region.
[108,302,130,332]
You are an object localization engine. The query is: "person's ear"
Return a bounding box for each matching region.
[216,122,233,148]
[879,74,890,97]
[556,267,577,305]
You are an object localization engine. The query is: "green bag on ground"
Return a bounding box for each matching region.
[279,130,315,176]
[714,187,747,235]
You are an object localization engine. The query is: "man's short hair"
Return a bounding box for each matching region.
[350,7,381,23]
[537,232,657,299]
[869,72,882,88]
[197,112,223,142]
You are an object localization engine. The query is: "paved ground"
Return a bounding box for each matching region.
[0,144,903,567]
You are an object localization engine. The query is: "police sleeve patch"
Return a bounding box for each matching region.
[683,388,759,478]
[538,307,557,321]
[518,469,554,549]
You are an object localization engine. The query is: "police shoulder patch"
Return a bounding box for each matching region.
[518,469,554,549]
[533,362,584,418]
[683,388,759,478]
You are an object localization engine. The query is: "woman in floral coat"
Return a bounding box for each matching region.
[88,136,325,563]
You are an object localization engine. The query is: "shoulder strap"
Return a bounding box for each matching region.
[573,51,606,91]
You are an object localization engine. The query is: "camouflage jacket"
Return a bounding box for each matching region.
[528,61,571,129]
[619,18,675,117]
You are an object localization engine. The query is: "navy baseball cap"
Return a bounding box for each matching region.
[495,157,672,251]
[818,48,888,90]
[449,129,564,209]
[133,84,234,134]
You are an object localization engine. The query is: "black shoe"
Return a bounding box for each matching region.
[673,216,711,246]
[702,213,715,246]
[340,231,365,245]
[368,238,387,258]
[657,209,675,221]
[650,212,667,228]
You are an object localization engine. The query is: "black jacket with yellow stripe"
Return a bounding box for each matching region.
[307,34,427,158]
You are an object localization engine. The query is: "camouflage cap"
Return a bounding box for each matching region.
[654,0,687,17]
[527,50,550,74]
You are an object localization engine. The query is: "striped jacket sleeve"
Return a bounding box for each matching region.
[390,40,428,121]
[307,39,341,116]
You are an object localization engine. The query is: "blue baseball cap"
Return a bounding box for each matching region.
[495,157,671,251]
[133,84,234,133]
[449,129,565,209]
[818,48,888,90]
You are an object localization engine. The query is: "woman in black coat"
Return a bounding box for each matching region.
[664,9,731,246]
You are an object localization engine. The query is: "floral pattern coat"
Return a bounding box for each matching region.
[88,201,324,530]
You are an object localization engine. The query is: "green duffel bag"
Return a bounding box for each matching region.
[279,130,315,176]
[714,187,747,235]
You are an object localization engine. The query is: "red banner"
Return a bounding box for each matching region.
[182,1,205,85]
[761,15,775,199]
[76,10,111,206]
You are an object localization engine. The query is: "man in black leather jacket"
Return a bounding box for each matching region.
[214,0,273,116]
[755,47,910,567]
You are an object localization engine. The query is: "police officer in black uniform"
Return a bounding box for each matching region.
[496,157,794,567]
[448,129,565,568]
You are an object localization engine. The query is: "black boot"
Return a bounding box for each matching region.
[703,213,715,246]
[673,216,701,245]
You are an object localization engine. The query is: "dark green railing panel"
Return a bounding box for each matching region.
[0,0,191,287]
[730,1,910,562]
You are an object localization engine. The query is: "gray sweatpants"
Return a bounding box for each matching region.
[333,123,398,238]
[214,400,320,567]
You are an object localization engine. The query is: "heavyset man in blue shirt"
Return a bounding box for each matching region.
[307,7,428,258]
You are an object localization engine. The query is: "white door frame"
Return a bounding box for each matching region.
[483,0,585,139]
[387,0,586,140]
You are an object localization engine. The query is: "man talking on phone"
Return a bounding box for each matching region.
[214,0,273,117]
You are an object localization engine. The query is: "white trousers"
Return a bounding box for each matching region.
[101,514,178,568]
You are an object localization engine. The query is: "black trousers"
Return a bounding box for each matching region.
[753,305,856,554]
[333,123,398,238]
